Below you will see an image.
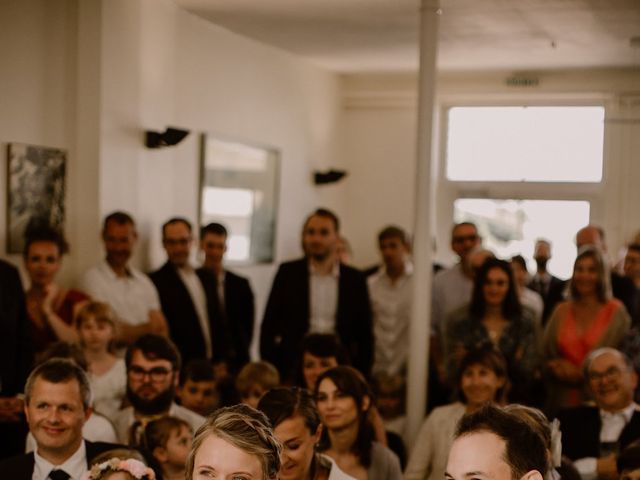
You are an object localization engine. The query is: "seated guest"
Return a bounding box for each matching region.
[445,258,539,402]
[368,226,413,378]
[235,361,280,409]
[185,404,281,480]
[446,404,549,480]
[543,247,630,414]
[82,211,168,343]
[260,208,373,379]
[197,222,255,372]
[315,366,402,480]
[76,301,126,421]
[617,441,640,480]
[0,358,120,478]
[144,416,193,480]
[113,334,204,446]
[177,359,220,416]
[556,348,640,480]
[296,333,349,390]
[85,448,156,480]
[405,346,508,480]
[258,387,355,480]
[25,342,118,451]
[24,226,88,354]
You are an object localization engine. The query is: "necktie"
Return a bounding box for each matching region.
[49,469,71,480]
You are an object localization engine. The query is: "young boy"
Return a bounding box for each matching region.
[177,359,220,416]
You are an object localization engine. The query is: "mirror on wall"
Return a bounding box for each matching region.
[199,134,279,264]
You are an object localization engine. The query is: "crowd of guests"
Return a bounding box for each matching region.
[0,206,639,479]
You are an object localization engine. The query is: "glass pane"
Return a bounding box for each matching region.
[446,106,604,182]
[454,198,590,278]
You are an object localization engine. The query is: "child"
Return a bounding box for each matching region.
[76,301,126,421]
[144,416,193,480]
[177,359,220,416]
[235,361,280,408]
[84,448,155,480]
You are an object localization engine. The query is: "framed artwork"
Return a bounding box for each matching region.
[6,143,66,254]
[199,134,280,264]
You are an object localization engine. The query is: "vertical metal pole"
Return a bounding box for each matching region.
[406,0,440,445]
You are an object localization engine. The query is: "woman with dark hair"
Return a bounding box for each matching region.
[444,257,539,401]
[314,366,401,480]
[543,246,630,413]
[23,226,89,353]
[297,334,350,390]
[405,346,508,480]
[258,387,354,480]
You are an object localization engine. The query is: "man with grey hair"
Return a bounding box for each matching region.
[556,348,640,480]
[0,358,119,479]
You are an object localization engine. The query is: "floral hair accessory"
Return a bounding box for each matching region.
[81,457,156,480]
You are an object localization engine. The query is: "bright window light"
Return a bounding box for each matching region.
[202,187,254,217]
[446,106,604,182]
[454,198,590,278]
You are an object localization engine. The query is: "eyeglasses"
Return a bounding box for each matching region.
[128,365,172,382]
[588,366,624,382]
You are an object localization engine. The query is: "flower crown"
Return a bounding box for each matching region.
[82,458,156,480]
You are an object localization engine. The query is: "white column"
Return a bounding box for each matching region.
[406,0,440,444]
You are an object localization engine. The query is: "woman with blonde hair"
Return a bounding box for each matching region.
[186,404,281,480]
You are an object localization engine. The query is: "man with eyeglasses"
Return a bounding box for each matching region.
[556,348,640,480]
[150,217,218,365]
[112,334,204,445]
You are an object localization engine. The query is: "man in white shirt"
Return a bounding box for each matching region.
[82,211,168,342]
[0,358,119,479]
[368,226,413,377]
[557,348,640,480]
[113,334,204,445]
[150,217,216,365]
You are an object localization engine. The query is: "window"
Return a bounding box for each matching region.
[446,106,605,182]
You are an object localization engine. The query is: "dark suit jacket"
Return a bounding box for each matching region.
[0,440,120,479]
[0,260,33,396]
[196,268,254,370]
[528,274,564,323]
[259,258,373,378]
[149,262,216,365]
[557,406,640,461]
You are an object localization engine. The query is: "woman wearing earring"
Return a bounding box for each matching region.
[314,366,401,480]
[258,387,354,480]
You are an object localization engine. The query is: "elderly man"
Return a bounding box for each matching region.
[0,358,119,479]
[446,404,548,480]
[557,348,640,480]
[260,208,373,379]
[113,334,204,446]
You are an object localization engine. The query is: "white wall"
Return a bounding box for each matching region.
[340,70,640,269]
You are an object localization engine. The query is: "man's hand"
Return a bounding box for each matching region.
[148,310,169,336]
[547,358,583,384]
[597,454,618,480]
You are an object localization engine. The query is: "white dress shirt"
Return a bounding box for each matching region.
[309,262,339,334]
[33,440,87,480]
[177,266,212,359]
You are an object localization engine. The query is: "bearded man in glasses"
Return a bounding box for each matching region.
[113,334,205,445]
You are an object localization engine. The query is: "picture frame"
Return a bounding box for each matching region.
[6,143,66,254]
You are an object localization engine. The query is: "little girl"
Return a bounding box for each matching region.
[76,301,126,421]
[144,416,193,480]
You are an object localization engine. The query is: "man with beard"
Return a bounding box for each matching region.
[113,334,204,445]
[528,239,564,323]
[260,208,373,380]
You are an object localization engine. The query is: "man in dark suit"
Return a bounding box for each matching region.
[557,348,640,480]
[0,259,33,459]
[260,208,373,380]
[150,217,219,365]
[0,358,119,479]
[528,239,564,322]
[197,223,254,372]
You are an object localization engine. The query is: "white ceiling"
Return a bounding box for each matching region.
[175,0,640,73]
